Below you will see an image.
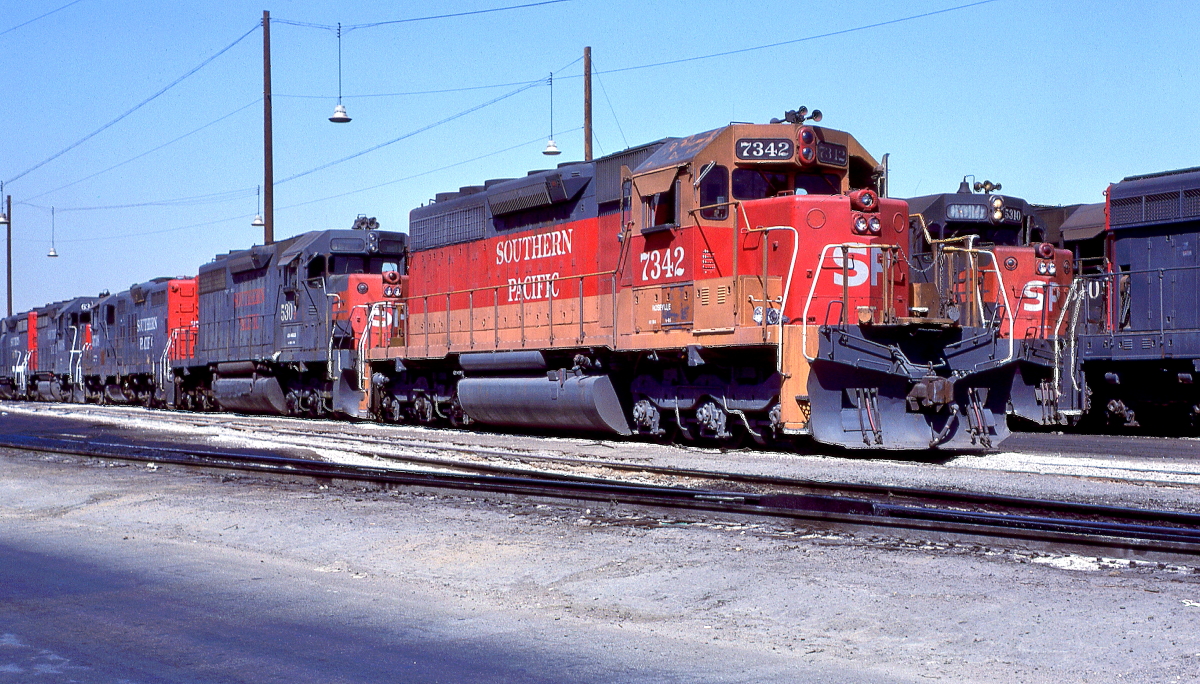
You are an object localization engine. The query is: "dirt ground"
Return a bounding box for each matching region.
[1,444,1198,683]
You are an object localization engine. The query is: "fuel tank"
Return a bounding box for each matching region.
[212,376,288,415]
[457,373,632,436]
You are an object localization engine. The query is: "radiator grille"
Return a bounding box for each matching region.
[1109,196,1142,226]
[1144,192,1179,222]
[410,205,486,252]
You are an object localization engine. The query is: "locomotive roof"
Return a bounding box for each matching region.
[202,228,408,273]
[633,129,720,175]
[1112,166,1200,199]
[1109,166,1200,229]
[1057,203,1106,241]
[905,190,1036,216]
[408,161,597,252]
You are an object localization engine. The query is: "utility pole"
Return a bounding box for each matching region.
[583,46,592,162]
[262,9,274,245]
[5,195,11,317]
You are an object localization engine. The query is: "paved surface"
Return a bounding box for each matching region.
[1,438,1199,683]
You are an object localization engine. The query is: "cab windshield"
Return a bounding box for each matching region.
[731,168,841,200]
[328,256,401,275]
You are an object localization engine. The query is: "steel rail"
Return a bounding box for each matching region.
[2,433,1200,556]
[149,414,1200,528]
[9,402,1200,529]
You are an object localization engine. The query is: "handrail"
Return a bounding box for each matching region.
[941,245,1015,365]
[801,242,886,362]
[743,225,799,373]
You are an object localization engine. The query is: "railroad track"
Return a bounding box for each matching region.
[2,429,1200,559]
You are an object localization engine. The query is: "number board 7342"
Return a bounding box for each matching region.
[735,138,794,161]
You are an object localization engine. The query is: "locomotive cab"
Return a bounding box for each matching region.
[183,224,408,418]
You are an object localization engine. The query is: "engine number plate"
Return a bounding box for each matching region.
[736,138,795,160]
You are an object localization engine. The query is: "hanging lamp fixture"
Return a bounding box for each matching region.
[251,185,266,227]
[47,206,58,258]
[329,23,351,123]
[542,72,560,155]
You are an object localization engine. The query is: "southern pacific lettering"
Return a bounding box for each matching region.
[495,229,573,265]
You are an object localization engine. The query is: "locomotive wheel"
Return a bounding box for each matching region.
[412,394,435,424]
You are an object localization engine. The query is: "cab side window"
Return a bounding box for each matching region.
[306,256,326,282]
[698,165,729,221]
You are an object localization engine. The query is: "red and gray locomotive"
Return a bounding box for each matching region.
[2,113,1027,451]
[362,114,1020,449]
[905,180,1076,426]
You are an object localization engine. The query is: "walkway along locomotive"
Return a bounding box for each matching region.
[360,117,1020,449]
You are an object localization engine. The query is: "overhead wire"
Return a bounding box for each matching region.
[4,21,260,186]
[276,127,583,212]
[275,1,997,102]
[276,80,543,186]
[0,0,88,39]
[274,80,544,99]
[590,58,628,150]
[52,212,256,244]
[17,0,998,220]
[33,130,582,245]
[569,0,1002,78]
[271,0,571,32]
[22,187,257,213]
[24,99,262,202]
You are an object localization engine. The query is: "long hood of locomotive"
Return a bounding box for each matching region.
[407,216,602,309]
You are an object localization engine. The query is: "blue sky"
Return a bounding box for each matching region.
[1,0,1196,311]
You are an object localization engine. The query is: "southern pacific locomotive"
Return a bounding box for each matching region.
[905,181,1076,426]
[1,114,1026,450]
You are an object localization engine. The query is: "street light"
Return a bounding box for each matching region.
[543,72,560,156]
[47,207,58,258]
[251,185,265,227]
[328,22,351,123]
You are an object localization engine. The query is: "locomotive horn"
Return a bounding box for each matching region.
[810,109,822,122]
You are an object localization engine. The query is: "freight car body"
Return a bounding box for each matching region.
[176,226,408,417]
[367,121,1019,449]
[1070,167,1200,429]
[82,277,198,406]
[906,185,1076,425]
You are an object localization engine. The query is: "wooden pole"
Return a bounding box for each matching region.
[263,10,274,245]
[583,46,592,162]
[5,195,11,317]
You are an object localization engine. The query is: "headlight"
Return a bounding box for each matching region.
[1048,263,1056,276]
[869,217,881,233]
[766,308,782,325]
[1004,257,1018,271]
[854,216,869,233]
[799,127,816,145]
[357,283,369,295]
[991,209,1004,221]
[753,306,764,324]
[1036,262,1048,275]
[991,196,1003,209]
[384,285,394,297]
